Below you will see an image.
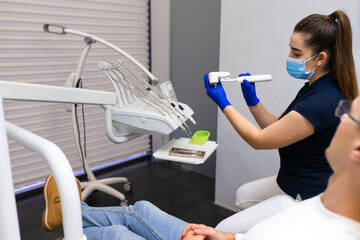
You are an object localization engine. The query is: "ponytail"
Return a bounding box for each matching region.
[294,10,358,100]
[331,11,358,100]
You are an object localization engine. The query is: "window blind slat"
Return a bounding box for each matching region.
[0,16,149,28]
[0,7,148,22]
[0,26,149,36]
[1,0,149,14]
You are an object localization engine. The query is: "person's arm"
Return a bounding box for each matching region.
[223,106,313,149]
[203,73,314,149]
[180,224,235,240]
[248,102,278,129]
[240,75,278,128]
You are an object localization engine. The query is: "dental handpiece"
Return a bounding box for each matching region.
[208,71,272,88]
[221,74,272,84]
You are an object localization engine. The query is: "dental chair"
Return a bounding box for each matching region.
[0,90,87,240]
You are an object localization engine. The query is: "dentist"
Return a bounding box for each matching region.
[204,10,358,233]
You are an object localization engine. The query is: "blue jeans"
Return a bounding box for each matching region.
[81,201,188,240]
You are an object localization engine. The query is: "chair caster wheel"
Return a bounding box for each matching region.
[120,200,129,206]
[123,182,132,192]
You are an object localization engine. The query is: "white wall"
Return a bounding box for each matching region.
[215,0,360,211]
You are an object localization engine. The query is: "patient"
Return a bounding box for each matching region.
[42,97,360,240]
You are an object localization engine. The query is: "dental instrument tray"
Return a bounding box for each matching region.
[153,137,218,164]
[169,147,206,159]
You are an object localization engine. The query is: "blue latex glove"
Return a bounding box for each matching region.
[240,73,259,106]
[203,73,231,111]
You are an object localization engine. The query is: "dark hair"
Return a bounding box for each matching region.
[294,10,358,100]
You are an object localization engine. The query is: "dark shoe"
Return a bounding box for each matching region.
[42,174,82,231]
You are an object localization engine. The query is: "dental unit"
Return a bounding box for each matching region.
[42,24,195,138]
[98,60,195,137]
[0,83,112,240]
[39,23,199,204]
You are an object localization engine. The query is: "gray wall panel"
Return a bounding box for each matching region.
[170,0,221,177]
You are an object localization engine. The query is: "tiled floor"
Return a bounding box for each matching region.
[16,158,224,239]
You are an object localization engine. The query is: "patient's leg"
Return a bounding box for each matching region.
[83,225,145,240]
[81,200,188,240]
[42,173,187,239]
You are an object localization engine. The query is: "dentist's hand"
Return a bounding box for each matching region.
[240,73,259,106]
[203,73,231,112]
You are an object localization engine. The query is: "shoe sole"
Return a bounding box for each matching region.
[42,175,82,231]
[42,175,54,231]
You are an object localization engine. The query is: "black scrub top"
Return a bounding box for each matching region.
[277,73,345,200]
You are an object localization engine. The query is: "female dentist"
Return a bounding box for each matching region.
[204,10,358,233]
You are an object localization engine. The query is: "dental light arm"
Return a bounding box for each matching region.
[43,24,159,86]
[208,71,272,88]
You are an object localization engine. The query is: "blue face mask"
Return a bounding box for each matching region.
[286,54,318,80]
